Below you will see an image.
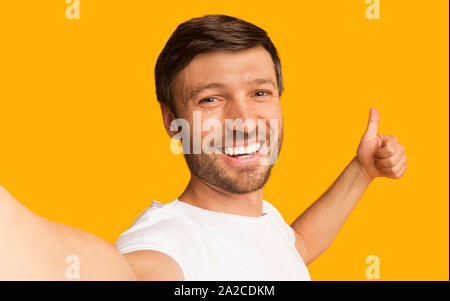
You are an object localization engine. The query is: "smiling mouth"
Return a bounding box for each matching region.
[219,141,265,158]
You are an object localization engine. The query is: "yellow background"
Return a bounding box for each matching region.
[0,1,448,280]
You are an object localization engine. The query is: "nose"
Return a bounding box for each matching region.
[223,96,257,134]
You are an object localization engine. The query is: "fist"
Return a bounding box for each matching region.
[356,108,407,180]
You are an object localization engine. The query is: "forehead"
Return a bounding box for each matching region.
[173,46,277,100]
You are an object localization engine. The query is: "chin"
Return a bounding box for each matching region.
[219,167,273,194]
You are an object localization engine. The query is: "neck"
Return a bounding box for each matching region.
[178,175,264,217]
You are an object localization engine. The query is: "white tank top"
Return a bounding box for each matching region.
[116,199,311,281]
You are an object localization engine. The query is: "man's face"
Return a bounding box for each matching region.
[171,46,284,194]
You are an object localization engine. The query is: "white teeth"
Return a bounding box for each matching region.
[223,142,264,156]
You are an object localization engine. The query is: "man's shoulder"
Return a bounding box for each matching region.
[115,199,202,280]
[263,199,296,244]
[128,200,183,227]
[263,200,285,219]
[115,200,198,252]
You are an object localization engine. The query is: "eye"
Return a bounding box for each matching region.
[254,90,271,97]
[199,97,218,104]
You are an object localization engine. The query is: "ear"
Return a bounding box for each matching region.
[160,102,177,138]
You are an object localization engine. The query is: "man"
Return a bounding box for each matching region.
[0,14,407,280]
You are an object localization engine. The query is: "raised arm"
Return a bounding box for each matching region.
[0,185,137,280]
[291,108,407,265]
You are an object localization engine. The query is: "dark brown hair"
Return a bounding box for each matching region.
[154,14,283,114]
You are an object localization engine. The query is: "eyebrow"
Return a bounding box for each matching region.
[187,78,276,100]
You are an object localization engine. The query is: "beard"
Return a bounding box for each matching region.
[183,125,284,194]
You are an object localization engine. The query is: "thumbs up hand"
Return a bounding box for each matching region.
[356,108,407,180]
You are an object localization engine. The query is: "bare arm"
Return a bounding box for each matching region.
[291,157,373,265]
[124,250,184,280]
[0,185,137,280]
[291,108,407,265]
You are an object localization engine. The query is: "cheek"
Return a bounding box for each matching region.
[259,101,282,122]
[262,103,283,141]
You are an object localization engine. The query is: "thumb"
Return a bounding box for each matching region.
[362,107,379,140]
